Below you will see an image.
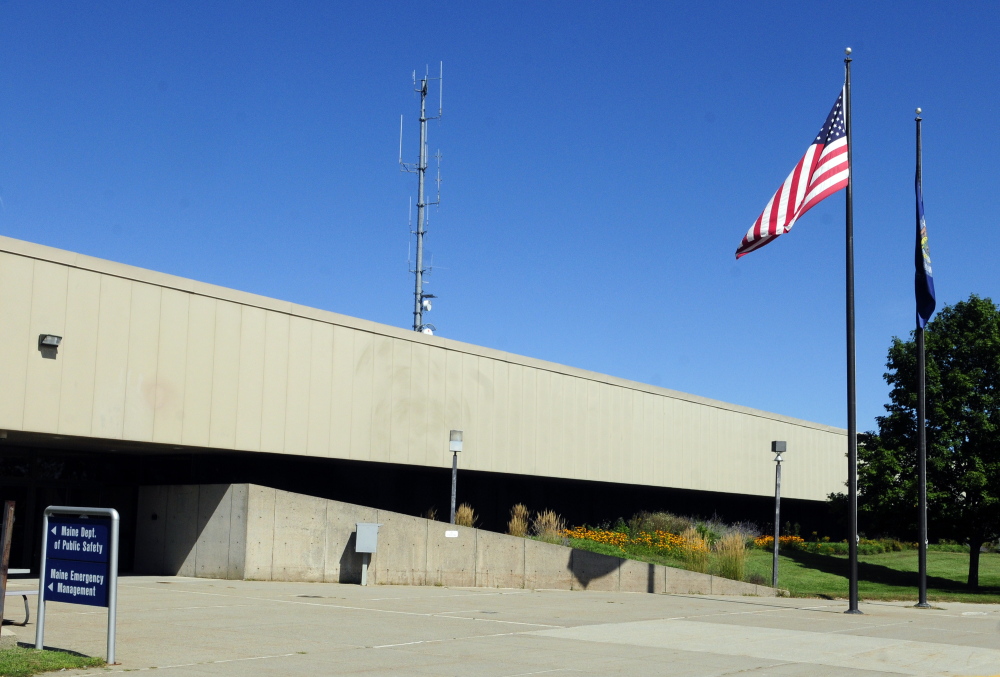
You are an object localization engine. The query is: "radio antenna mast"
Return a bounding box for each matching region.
[400,62,442,334]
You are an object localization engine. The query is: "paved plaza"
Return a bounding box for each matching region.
[6,576,1000,676]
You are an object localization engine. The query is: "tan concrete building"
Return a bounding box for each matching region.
[0,235,846,570]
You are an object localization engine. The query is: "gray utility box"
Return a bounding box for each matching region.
[355,523,381,587]
[355,523,381,554]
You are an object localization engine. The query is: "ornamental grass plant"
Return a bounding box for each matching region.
[713,531,748,581]
[680,527,710,573]
[455,503,477,527]
[531,509,566,544]
[507,503,529,537]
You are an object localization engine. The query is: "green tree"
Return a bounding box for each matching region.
[859,294,1000,589]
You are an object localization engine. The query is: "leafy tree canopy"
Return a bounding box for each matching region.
[858,294,1000,588]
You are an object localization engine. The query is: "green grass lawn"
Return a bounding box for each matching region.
[565,537,1000,603]
[749,548,1000,603]
[0,647,103,677]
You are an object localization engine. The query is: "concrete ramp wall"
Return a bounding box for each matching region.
[135,484,775,596]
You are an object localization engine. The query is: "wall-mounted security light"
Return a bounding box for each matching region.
[38,334,62,359]
[449,430,463,453]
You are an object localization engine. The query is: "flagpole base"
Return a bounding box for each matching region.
[914,602,932,609]
[845,608,863,615]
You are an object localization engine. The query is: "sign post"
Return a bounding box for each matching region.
[34,507,119,664]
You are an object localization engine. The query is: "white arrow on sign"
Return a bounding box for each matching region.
[47,583,53,591]
[51,527,56,535]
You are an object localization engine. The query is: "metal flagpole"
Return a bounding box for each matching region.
[844,47,862,615]
[915,109,930,609]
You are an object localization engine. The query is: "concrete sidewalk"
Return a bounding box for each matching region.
[6,576,1000,676]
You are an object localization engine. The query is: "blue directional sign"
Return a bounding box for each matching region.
[46,518,110,563]
[44,559,109,606]
[43,517,111,608]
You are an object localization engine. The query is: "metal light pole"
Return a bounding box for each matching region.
[771,441,786,589]
[449,430,463,524]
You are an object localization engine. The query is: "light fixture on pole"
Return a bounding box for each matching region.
[771,441,786,589]
[449,430,463,524]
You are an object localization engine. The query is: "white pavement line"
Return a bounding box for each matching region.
[58,603,262,616]
[70,652,300,676]
[826,620,916,634]
[368,590,531,601]
[646,603,838,624]
[435,614,562,628]
[129,585,565,628]
[371,630,528,649]
[501,669,582,676]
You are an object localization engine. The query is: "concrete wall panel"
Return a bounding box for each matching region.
[228,483,248,580]
[195,484,232,578]
[122,283,162,442]
[152,288,189,444]
[323,500,376,584]
[348,331,374,461]
[425,523,476,587]
[91,276,131,439]
[373,510,426,586]
[259,312,290,453]
[369,335,393,463]
[475,530,524,589]
[524,538,572,590]
[307,322,334,457]
[244,485,276,580]
[329,325,354,459]
[181,295,216,446]
[665,566,712,594]
[283,316,311,455]
[619,559,666,594]
[388,339,411,463]
[58,268,101,436]
[405,343,430,466]
[0,253,33,429]
[22,260,68,433]
[235,306,266,451]
[208,301,241,448]
[270,489,326,581]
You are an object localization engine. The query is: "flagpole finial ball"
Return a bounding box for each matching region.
[845,47,852,55]
[916,108,922,115]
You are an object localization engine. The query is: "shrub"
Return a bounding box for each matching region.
[455,503,477,528]
[423,507,438,521]
[628,511,693,536]
[713,532,747,582]
[507,503,529,537]
[532,509,566,543]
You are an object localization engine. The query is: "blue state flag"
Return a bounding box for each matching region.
[915,177,936,328]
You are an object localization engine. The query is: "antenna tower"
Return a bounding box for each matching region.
[399,63,442,334]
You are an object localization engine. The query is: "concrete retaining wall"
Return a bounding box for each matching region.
[135,484,775,596]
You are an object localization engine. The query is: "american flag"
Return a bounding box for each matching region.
[736,88,850,258]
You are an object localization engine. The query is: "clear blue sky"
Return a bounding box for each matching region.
[1,2,997,433]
